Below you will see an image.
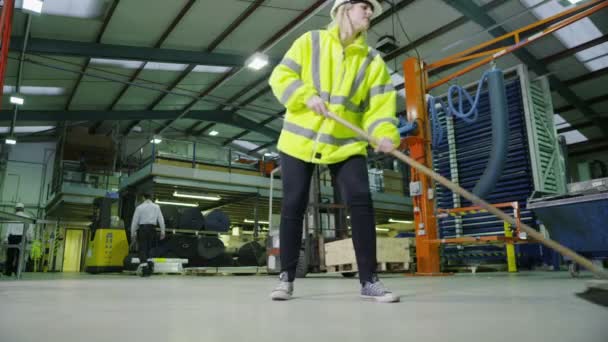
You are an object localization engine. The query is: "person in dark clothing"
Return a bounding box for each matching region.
[130,192,165,276]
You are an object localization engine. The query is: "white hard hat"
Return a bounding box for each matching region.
[331,0,383,20]
[15,203,25,209]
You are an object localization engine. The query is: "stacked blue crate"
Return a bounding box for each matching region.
[432,76,542,267]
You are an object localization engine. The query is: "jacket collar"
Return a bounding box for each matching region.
[328,25,368,51]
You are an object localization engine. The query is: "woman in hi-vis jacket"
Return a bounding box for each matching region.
[268,0,400,303]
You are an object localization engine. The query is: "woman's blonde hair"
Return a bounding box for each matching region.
[329,3,354,38]
[329,3,367,42]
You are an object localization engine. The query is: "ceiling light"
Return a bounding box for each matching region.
[150,135,162,144]
[567,0,583,4]
[193,65,232,73]
[9,96,24,105]
[244,219,269,224]
[388,218,413,224]
[0,126,54,134]
[155,200,198,207]
[209,130,219,136]
[245,52,269,70]
[5,137,17,145]
[90,58,231,73]
[173,191,221,201]
[39,0,107,19]
[376,227,390,232]
[21,0,44,14]
[4,85,65,96]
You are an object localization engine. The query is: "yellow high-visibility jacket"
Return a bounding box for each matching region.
[269,25,399,164]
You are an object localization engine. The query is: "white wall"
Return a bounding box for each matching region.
[1,142,56,216]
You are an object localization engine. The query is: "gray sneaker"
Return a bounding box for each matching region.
[270,272,293,301]
[360,276,399,303]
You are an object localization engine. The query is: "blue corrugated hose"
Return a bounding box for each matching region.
[428,70,492,146]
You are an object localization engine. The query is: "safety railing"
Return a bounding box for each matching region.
[123,137,264,176]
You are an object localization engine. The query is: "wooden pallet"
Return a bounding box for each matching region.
[325,238,413,271]
[326,261,410,273]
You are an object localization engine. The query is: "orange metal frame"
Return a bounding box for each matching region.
[0,0,15,109]
[402,0,607,275]
[431,202,523,245]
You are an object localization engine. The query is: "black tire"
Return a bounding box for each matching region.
[341,272,357,278]
[295,250,308,278]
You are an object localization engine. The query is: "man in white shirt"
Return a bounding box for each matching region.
[130,192,165,275]
[3,203,32,276]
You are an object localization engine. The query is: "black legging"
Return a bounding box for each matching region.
[279,152,377,284]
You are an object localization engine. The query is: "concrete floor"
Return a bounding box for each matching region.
[0,272,606,342]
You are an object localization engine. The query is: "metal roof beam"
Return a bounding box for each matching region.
[124,0,268,136]
[0,110,279,138]
[540,33,608,65]
[563,66,608,87]
[145,0,329,137]
[555,93,608,113]
[442,0,608,136]
[10,36,254,67]
[63,0,120,111]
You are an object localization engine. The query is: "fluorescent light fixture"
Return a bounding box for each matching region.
[155,200,198,207]
[39,0,107,19]
[209,130,219,136]
[568,0,583,4]
[0,126,54,134]
[376,227,390,232]
[388,218,413,224]
[173,191,221,201]
[9,96,24,105]
[4,85,65,95]
[245,52,269,70]
[91,58,144,69]
[22,0,44,14]
[244,219,269,224]
[5,137,17,145]
[90,58,230,73]
[150,136,162,144]
[193,65,232,73]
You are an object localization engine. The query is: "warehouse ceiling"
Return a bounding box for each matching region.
[1,0,607,157]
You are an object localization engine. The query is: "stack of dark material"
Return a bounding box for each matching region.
[236,241,266,266]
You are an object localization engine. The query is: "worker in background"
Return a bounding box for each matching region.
[130,192,165,276]
[2,203,33,277]
[268,0,400,302]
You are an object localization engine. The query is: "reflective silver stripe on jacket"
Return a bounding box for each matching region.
[280,80,303,105]
[369,84,394,98]
[281,57,302,75]
[349,49,378,99]
[367,117,399,135]
[309,32,381,114]
[311,31,321,93]
[283,121,365,146]
[319,92,362,114]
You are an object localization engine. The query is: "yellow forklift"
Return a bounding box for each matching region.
[85,197,129,273]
